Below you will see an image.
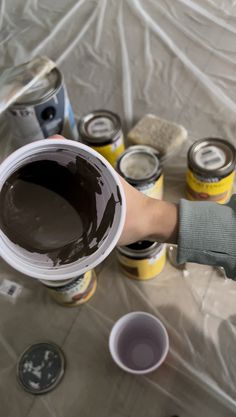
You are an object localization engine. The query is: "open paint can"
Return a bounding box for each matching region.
[0,139,126,280]
[116,145,163,199]
[117,241,166,280]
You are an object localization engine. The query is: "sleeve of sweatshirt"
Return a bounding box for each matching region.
[177,195,236,279]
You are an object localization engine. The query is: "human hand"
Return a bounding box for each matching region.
[118,176,178,246]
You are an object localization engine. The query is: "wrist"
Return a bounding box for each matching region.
[146,198,179,243]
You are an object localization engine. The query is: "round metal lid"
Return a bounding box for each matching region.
[17,342,65,394]
[118,240,162,258]
[16,68,61,105]
[117,145,160,184]
[188,138,236,177]
[78,110,121,144]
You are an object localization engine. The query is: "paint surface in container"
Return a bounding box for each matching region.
[0,158,116,266]
[78,110,125,167]
[117,241,166,280]
[117,145,163,199]
[186,138,236,203]
[7,67,78,144]
[40,270,97,306]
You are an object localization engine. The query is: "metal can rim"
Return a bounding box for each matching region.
[117,241,164,259]
[116,145,162,185]
[78,110,121,145]
[188,138,236,177]
[13,68,62,106]
[40,276,79,288]
[16,341,65,394]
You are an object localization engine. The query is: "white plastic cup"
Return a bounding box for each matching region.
[0,138,126,280]
[109,312,169,374]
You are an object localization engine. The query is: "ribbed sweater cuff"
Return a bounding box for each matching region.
[177,198,236,278]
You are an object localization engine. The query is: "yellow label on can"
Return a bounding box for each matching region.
[46,270,97,307]
[117,245,166,280]
[186,169,235,204]
[141,174,164,200]
[91,134,125,167]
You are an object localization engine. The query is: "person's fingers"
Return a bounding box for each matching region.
[49,134,65,139]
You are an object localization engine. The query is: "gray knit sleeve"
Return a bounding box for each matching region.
[177,195,236,279]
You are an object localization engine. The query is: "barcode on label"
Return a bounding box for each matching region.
[0,279,22,300]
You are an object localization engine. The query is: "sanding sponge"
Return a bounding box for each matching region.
[127,114,188,157]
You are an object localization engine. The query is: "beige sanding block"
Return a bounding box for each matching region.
[127,114,188,157]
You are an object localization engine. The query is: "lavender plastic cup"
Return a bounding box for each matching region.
[109,312,169,374]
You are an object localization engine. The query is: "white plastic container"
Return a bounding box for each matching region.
[0,138,126,280]
[109,312,169,375]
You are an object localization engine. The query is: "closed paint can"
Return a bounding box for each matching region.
[40,270,97,307]
[117,241,166,280]
[186,138,236,203]
[117,145,163,199]
[7,68,78,145]
[78,110,125,167]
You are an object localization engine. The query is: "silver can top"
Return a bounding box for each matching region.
[78,110,121,145]
[0,56,56,112]
[188,138,236,177]
[117,145,161,184]
[16,68,61,105]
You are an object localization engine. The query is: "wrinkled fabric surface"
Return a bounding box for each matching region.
[1,1,236,416]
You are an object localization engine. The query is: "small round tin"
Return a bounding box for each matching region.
[7,67,78,144]
[117,241,166,280]
[117,145,164,199]
[186,138,236,203]
[78,110,125,167]
[17,342,65,394]
[40,270,97,307]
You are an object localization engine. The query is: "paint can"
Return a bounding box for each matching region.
[7,67,78,145]
[186,138,236,203]
[116,145,163,199]
[40,270,97,307]
[117,241,166,280]
[78,110,125,167]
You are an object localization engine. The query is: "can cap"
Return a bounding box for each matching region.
[78,110,121,144]
[17,342,65,394]
[188,138,236,177]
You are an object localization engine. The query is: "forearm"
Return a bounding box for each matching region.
[146,199,179,244]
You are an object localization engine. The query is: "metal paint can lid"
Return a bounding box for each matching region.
[0,56,56,113]
[17,342,65,394]
[117,145,161,185]
[78,110,121,145]
[188,138,236,177]
[15,68,61,105]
